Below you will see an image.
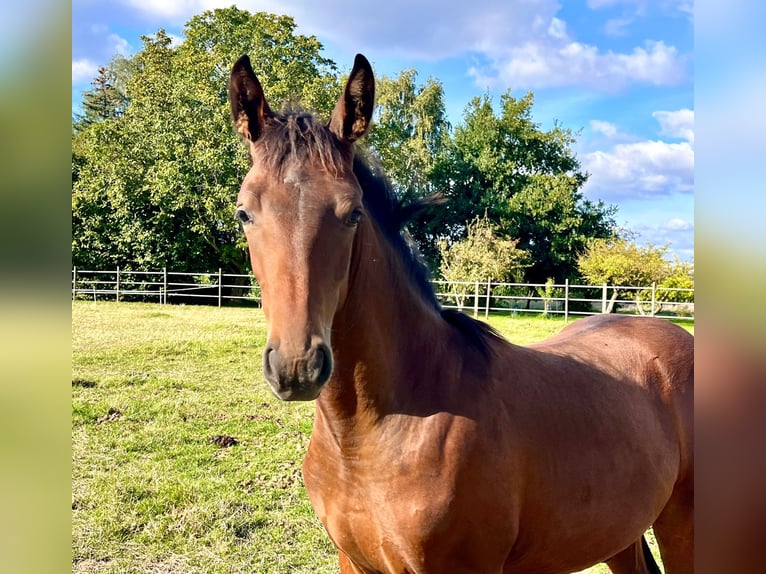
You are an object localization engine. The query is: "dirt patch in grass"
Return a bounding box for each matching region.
[72,377,97,388]
[96,407,122,424]
[209,434,238,448]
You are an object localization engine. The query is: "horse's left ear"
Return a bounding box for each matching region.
[229,54,272,142]
[329,54,375,144]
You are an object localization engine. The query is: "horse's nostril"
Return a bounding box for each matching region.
[262,343,279,383]
[315,343,333,384]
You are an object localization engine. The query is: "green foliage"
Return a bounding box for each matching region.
[577,238,688,313]
[363,70,451,263]
[534,278,564,317]
[425,92,616,279]
[366,70,449,199]
[439,214,529,283]
[71,7,617,281]
[74,66,128,131]
[438,215,528,307]
[72,8,339,274]
[578,238,671,286]
[659,258,694,303]
[506,174,616,283]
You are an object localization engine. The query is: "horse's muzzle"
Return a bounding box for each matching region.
[262,341,333,401]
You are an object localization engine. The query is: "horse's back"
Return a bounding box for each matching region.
[533,314,693,396]
[536,313,692,354]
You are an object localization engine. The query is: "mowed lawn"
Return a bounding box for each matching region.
[72,301,690,573]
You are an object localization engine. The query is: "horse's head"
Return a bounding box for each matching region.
[229,54,375,401]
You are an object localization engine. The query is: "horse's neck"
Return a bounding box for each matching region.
[316,220,447,428]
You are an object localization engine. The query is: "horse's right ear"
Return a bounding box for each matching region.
[229,55,272,142]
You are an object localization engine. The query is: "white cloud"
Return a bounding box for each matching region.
[548,17,568,40]
[631,219,694,261]
[604,18,633,37]
[662,218,693,232]
[470,39,686,91]
[586,0,691,16]
[167,33,185,47]
[114,0,689,92]
[582,110,694,202]
[302,0,563,61]
[587,0,632,8]
[664,0,693,18]
[652,109,694,143]
[72,58,99,83]
[613,41,684,85]
[583,139,693,200]
[121,0,202,19]
[107,33,131,57]
[120,0,289,22]
[590,120,619,138]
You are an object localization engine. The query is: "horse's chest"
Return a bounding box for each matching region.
[302,445,468,571]
[308,462,445,546]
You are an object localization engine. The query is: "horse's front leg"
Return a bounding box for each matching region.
[339,551,368,574]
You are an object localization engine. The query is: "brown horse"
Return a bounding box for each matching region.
[228,53,693,574]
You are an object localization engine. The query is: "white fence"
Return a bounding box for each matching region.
[432,279,693,323]
[71,268,694,323]
[71,267,260,307]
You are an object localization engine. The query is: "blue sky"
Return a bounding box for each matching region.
[72,0,694,262]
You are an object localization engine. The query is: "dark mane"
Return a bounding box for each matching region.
[255,108,350,177]
[350,156,440,308]
[351,156,504,357]
[257,108,503,356]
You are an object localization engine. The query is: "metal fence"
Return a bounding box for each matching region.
[71,267,260,307]
[432,279,693,322]
[72,268,694,323]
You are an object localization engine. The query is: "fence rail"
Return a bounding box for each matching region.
[71,267,261,307]
[432,279,693,322]
[72,268,694,323]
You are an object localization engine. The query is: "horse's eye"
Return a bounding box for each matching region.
[345,208,363,227]
[234,207,252,225]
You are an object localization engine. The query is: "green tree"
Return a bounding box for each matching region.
[506,174,617,283]
[427,92,616,281]
[659,258,694,302]
[577,238,672,313]
[73,65,128,131]
[181,8,339,115]
[650,257,694,316]
[438,214,529,309]
[72,8,340,274]
[366,70,449,198]
[363,70,451,264]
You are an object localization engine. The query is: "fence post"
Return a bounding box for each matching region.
[651,282,656,317]
[218,268,223,308]
[484,279,491,320]
[116,266,120,302]
[473,281,479,319]
[72,267,77,300]
[564,279,569,323]
[602,284,608,314]
[163,267,168,305]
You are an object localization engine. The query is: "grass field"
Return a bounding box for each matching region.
[72,301,689,573]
